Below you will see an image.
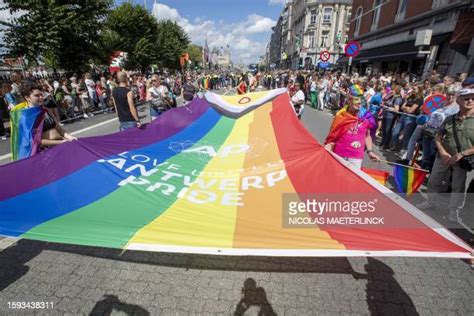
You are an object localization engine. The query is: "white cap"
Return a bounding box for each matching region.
[457,88,474,96]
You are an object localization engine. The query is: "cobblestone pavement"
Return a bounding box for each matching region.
[0,240,473,315]
[0,103,473,315]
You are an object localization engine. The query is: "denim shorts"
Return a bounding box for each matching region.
[119,121,137,132]
[150,106,164,119]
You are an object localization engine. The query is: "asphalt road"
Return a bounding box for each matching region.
[0,89,473,315]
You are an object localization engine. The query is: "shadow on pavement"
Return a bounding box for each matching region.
[1,240,419,315]
[0,240,45,291]
[234,278,276,316]
[89,294,149,316]
[354,258,419,315]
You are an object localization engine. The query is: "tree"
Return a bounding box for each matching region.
[156,20,190,70]
[1,0,112,73]
[103,2,159,71]
[187,44,203,66]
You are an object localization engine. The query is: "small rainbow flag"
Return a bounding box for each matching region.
[393,164,428,196]
[361,167,389,185]
[10,102,45,161]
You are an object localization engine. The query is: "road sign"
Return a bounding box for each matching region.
[320,50,330,62]
[319,62,329,69]
[422,94,446,115]
[344,40,361,57]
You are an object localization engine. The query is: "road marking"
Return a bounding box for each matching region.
[0,153,11,161]
[70,118,118,136]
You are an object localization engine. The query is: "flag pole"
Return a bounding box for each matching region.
[377,160,429,173]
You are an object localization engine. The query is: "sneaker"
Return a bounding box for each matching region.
[59,123,65,127]
[397,149,407,158]
[416,201,433,210]
[0,136,7,141]
[83,113,89,118]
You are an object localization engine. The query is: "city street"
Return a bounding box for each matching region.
[0,89,472,315]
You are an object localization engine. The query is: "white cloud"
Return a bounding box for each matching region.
[151,2,275,65]
[268,0,287,5]
[0,1,26,52]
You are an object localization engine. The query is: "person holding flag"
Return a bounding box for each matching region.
[324,84,380,170]
[10,81,77,161]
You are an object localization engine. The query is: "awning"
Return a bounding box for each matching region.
[338,33,452,64]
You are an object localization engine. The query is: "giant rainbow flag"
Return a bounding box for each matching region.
[0,89,472,258]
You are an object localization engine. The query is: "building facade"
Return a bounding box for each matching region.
[269,15,283,68]
[268,0,352,70]
[347,0,474,77]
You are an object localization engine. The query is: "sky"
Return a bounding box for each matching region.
[116,0,286,65]
[0,1,286,65]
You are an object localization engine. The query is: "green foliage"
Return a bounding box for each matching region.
[2,0,112,73]
[103,2,159,71]
[187,44,203,65]
[2,1,195,72]
[156,20,190,69]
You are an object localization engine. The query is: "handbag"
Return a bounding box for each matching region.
[422,126,438,139]
[451,115,474,171]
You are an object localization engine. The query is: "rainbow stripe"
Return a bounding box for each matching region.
[0,90,471,257]
[361,167,389,185]
[10,102,45,161]
[349,84,364,97]
[393,165,427,196]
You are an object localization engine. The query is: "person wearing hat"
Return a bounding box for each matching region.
[418,88,474,222]
[324,84,380,170]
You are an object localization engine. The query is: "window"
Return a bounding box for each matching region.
[395,0,407,22]
[354,7,362,36]
[310,9,317,25]
[346,10,351,25]
[321,31,329,48]
[309,31,316,48]
[371,0,383,31]
[323,8,332,24]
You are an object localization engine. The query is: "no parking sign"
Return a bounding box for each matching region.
[344,41,361,57]
[422,94,446,115]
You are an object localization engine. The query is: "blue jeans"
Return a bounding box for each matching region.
[381,112,396,147]
[401,116,417,150]
[150,106,163,120]
[406,124,424,161]
[390,115,416,149]
[119,121,137,132]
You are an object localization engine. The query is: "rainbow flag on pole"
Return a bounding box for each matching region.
[393,164,428,196]
[0,89,471,258]
[9,102,45,161]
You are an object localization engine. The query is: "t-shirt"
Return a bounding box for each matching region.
[426,104,459,129]
[439,114,474,156]
[291,90,305,109]
[333,119,371,159]
[85,79,96,95]
[182,82,196,101]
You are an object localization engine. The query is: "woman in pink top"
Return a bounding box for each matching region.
[325,84,381,169]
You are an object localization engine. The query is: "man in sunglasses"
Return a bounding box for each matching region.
[419,88,474,222]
